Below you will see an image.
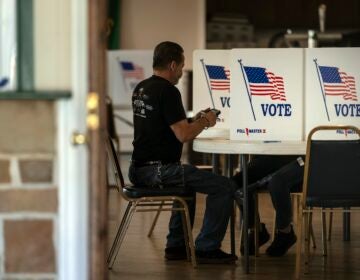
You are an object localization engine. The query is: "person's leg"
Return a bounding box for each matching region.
[158,163,235,251]
[232,155,300,255]
[180,164,237,251]
[266,158,304,257]
[160,163,238,263]
[267,159,304,230]
[232,155,299,228]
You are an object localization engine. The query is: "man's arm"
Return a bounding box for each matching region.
[170,111,217,143]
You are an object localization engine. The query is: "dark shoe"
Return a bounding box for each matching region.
[196,249,238,264]
[165,246,187,260]
[240,223,270,256]
[266,225,297,257]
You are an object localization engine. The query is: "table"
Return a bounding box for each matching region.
[193,138,306,273]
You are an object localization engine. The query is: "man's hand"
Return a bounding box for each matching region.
[202,110,217,127]
[193,107,210,121]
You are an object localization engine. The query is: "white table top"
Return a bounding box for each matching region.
[193,138,306,155]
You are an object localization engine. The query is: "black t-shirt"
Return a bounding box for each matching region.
[131,75,186,163]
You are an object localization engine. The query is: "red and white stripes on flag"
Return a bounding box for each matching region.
[319,66,358,101]
[244,66,286,101]
[324,71,357,101]
[205,65,230,91]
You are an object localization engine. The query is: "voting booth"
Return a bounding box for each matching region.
[193,50,231,138]
[305,48,360,139]
[229,49,304,141]
[107,50,153,152]
[0,0,16,91]
[107,50,153,107]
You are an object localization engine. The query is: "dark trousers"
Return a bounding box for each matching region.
[232,155,303,229]
[129,162,238,251]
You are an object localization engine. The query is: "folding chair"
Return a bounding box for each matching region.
[295,125,360,279]
[106,96,197,245]
[106,135,197,268]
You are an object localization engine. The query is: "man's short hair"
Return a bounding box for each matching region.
[153,41,184,69]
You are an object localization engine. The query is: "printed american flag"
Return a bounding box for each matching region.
[0,77,9,88]
[244,66,286,101]
[205,65,230,91]
[319,66,358,101]
[119,61,144,80]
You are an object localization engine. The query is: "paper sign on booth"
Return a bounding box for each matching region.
[107,50,153,107]
[193,50,231,138]
[230,49,303,141]
[305,48,360,140]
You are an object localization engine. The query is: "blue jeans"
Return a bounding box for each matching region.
[128,162,238,251]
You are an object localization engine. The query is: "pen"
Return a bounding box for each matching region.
[263,140,281,143]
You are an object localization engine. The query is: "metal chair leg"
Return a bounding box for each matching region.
[147,201,164,237]
[179,198,197,267]
[180,210,191,261]
[321,209,328,256]
[108,202,136,269]
[309,220,317,249]
[295,204,304,279]
[304,211,311,274]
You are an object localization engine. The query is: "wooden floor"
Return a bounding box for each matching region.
[108,159,360,280]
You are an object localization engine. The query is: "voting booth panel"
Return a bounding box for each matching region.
[193,50,231,138]
[107,50,153,107]
[230,48,304,141]
[107,50,152,152]
[305,48,360,140]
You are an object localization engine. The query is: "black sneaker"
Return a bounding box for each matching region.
[266,225,297,257]
[165,246,187,260]
[240,223,270,255]
[196,249,238,264]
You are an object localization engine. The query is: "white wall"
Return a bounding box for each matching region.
[120,0,206,70]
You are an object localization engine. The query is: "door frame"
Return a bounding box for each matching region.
[57,0,89,279]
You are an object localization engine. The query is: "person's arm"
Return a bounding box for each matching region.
[170,110,217,143]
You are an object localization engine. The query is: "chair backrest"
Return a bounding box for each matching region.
[303,125,360,208]
[106,135,127,197]
[106,96,118,141]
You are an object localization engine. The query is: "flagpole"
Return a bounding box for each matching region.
[200,59,216,108]
[238,60,256,121]
[314,59,330,121]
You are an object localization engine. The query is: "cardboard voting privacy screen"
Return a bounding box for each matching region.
[107,50,153,107]
[229,48,304,141]
[193,50,231,138]
[0,0,17,92]
[305,48,360,140]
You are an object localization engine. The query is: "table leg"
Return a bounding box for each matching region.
[225,155,236,256]
[212,154,220,174]
[343,210,350,241]
[240,154,249,273]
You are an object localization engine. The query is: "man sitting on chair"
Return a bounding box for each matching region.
[128,41,238,264]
